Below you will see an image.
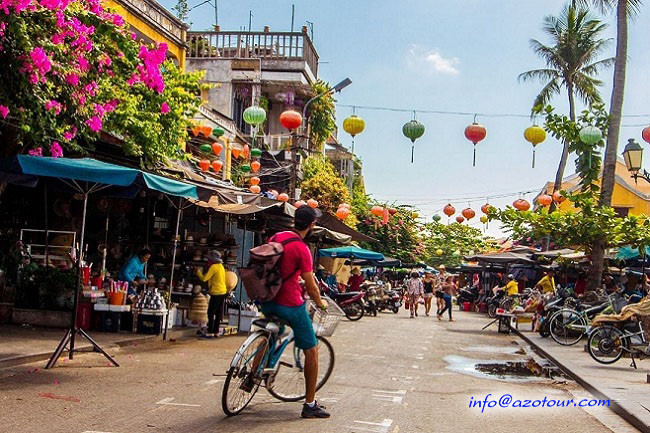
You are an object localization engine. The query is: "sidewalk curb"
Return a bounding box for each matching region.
[515,329,650,433]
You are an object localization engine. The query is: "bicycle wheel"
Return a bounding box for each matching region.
[588,325,626,364]
[221,332,269,416]
[266,336,335,402]
[550,309,587,346]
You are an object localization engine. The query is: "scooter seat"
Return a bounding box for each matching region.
[334,292,361,299]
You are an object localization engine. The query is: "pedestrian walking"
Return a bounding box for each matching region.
[438,275,457,322]
[435,265,447,315]
[423,272,435,316]
[407,271,424,318]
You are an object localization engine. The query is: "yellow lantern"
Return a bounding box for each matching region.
[480,215,488,224]
[524,125,546,168]
[343,114,365,153]
[436,249,443,256]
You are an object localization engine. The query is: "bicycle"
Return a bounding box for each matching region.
[221,297,343,416]
[588,320,650,369]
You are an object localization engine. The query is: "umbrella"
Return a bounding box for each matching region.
[318,246,384,261]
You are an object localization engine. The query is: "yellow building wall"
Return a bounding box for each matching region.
[555,180,650,216]
[104,0,186,70]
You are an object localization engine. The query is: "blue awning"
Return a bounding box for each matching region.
[0,156,198,199]
[318,246,385,260]
[616,246,650,260]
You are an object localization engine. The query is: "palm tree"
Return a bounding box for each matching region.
[519,4,614,199]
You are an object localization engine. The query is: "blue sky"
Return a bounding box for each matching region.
[162,0,650,236]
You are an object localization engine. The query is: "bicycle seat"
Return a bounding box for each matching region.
[252,315,290,333]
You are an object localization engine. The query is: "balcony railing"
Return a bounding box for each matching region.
[186,31,318,77]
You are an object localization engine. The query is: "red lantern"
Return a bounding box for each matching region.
[212,142,224,155]
[295,200,306,208]
[456,216,465,223]
[278,193,289,202]
[336,207,350,220]
[250,176,260,186]
[443,204,455,217]
[279,110,303,130]
[462,208,476,220]
[251,161,261,173]
[481,203,492,214]
[464,122,487,166]
[249,185,261,194]
[553,191,566,204]
[643,126,650,144]
[513,199,531,211]
[307,198,318,208]
[537,194,552,206]
[199,159,210,172]
[371,205,384,217]
[211,160,223,172]
[388,208,397,215]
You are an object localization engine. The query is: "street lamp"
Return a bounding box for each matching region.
[302,77,352,120]
[622,138,646,182]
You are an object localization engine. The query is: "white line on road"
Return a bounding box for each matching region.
[372,390,406,404]
[156,397,200,407]
[346,419,393,433]
[411,365,420,369]
[204,379,223,385]
[319,397,339,403]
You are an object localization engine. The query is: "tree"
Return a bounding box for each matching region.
[307,80,336,152]
[422,222,494,268]
[520,4,613,202]
[300,155,356,224]
[172,0,190,23]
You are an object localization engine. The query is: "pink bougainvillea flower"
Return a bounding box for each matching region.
[29,47,52,75]
[45,100,62,115]
[86,115,102,132]
[65,73,80,86]
[0,105,9,119]
[130,32,137,40]
[28,147,43,157]
[50,141,63,158]
[111,14,124,27]
[160,102,170,114]
[63,126,77,141]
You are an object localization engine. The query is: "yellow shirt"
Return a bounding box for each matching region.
[506,280,519,296]
[537,275,556,294]
[197,263,227,295]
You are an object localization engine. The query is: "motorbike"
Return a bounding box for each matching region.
[375,286,402,314]
[361,283,379,317]
[487,289,507,318]
[457,284,480,305]
[319,280,365,321]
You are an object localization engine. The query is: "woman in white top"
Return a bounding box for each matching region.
[407,272,424,318]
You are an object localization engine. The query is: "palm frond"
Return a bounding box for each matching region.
[532,79,562,109]
[580,57,616,75]
[518,69,561,83]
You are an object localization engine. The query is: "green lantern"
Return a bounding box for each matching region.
[199,144,212,153]
[432,214,441,222]
[579,126,602,145]
[243,106,267,126]
[250,148,262,159]
[241,164,251,173]
[402,120,425,163]
[213,126,225,138]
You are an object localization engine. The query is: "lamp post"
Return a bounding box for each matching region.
[622,138,647,183]
[301,77,352,123]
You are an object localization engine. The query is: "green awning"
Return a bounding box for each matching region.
[318,246,384,260]
[616,246,650,260]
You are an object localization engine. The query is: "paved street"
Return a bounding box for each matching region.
[0,310,637,433]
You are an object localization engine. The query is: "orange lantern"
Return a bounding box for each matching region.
[339,203,351,210]
[249,185,261,194]
[336,207,350,220]
[231,145,242,159]
[552,191,566,204]
[198,159,210,172]
[307,199,318,208]
[456,216,465,223]
[537,194,553,206]
[279,110,303,130]
[191,124,202,137]
[250,176,260,186]
[278,193,289,202]
[481,203,492,214]
[443,204,455,217]
[513,199,531,211]
[462,208,476,220]
[251,161,261,173]
[212,142,223,156]
[211,160,223,172]
[295,200,306,208]
[242,144,250,159]
[201,125,213,137]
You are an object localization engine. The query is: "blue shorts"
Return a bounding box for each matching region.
[260,302,317,350]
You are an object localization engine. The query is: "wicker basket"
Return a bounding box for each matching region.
[308,296,345,337]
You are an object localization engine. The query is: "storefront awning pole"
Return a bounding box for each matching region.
[163,196,183,340]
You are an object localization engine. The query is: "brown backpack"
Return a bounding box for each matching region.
[238,235,304,302]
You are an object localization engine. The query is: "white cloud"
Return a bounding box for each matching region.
[408,45,460,75]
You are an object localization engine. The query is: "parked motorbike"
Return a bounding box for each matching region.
[319,280,365,321]
[376,288,402,314]
[457,285,480,305]
[487,289,507,318]
[361,283,379,317]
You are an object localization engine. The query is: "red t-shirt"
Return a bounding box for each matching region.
[271,231,313,307]
[348,274,363,292]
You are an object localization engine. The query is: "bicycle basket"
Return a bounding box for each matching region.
[308,296,345,337]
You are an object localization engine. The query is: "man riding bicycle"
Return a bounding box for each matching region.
[258,206,330,418]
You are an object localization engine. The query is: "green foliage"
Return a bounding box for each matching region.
[308,80,336,152]
[300,155,354,223]
[16,265,77,310]
[421,222,494,267]
[172,0,190,23]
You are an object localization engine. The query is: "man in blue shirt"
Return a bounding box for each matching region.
[118,248,151,295]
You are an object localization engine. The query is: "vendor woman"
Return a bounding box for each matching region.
[118,248,151,295]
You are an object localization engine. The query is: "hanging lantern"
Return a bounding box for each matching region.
[241,164,251,173]
[480,215,488,224]
[481,203,492,214]
[211,160,223,172]
[464,120,487,166]
[643,126,650,144]
[336,207,350,220]
[251,160,261,173]
[198,159,210,172]
[387,208,397,215]
[462,208,476,220]
[250,176,260,186]
[199,143,212,153]
[307,199,318,208]
[436,249,443,256]
[432,214,441,222]
[553,191,566,204]
[456,216,465,223]
[513,199,531,211]
[250,148,262,159]
[537,194,553,206]
[249,185,261,194]
[269,190,279,199]
[524,125,546,168]
[278,193,289,203]
[411,212,419,219]
[212,142,224,155]
[231,144,242,159]
[443,204,455,217]
[201,125,213,137]
[243,106,267,126]
[402,119,425,163]
[295,200,306,208]
[213,127,225,138]
[242,144,250,159]
[371,205,384,217]
[191,124,201,137]
[343,115,365,137]
[280,110,303,130]
[579,125,602,145]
